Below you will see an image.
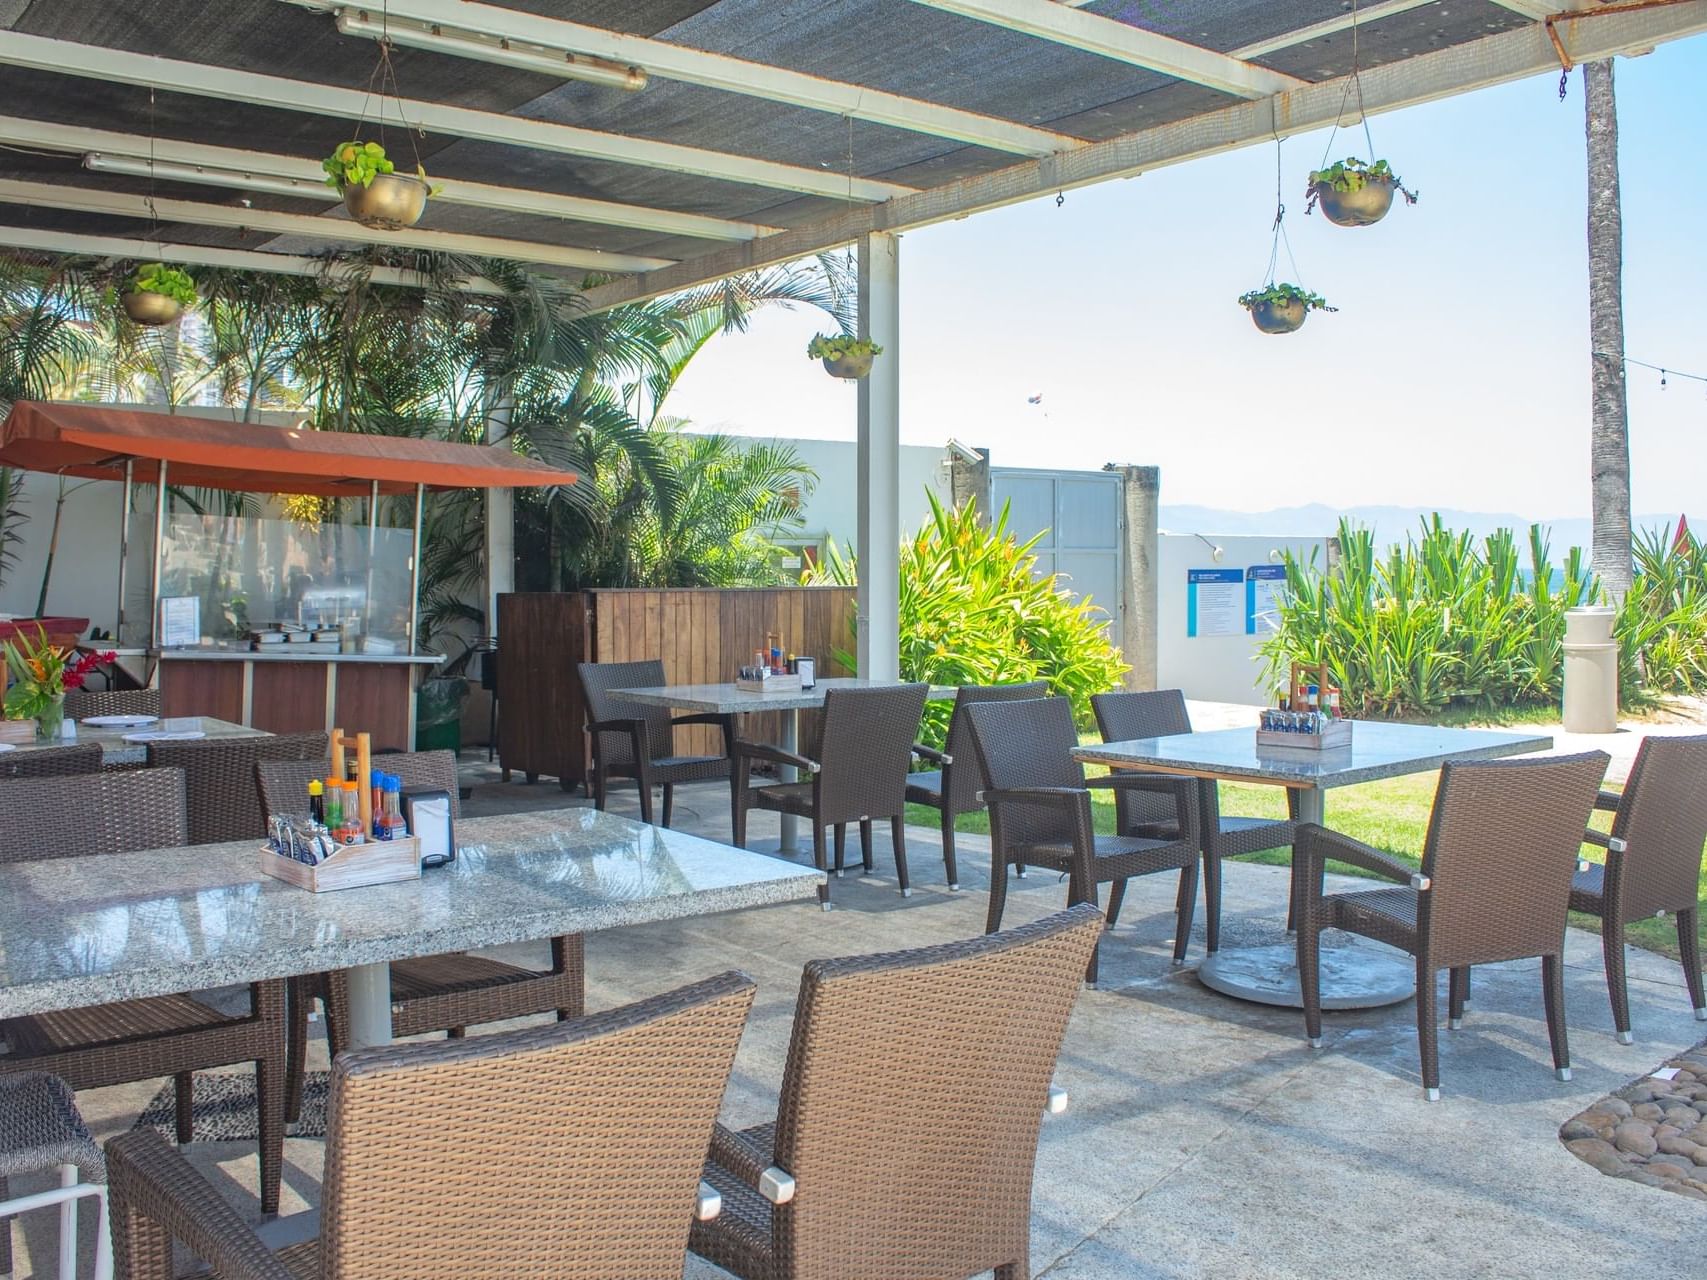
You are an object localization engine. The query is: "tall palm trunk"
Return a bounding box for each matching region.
[1584,59,1632,602]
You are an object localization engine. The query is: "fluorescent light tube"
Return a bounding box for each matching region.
[84,152,334,202]
[335,10,648,90]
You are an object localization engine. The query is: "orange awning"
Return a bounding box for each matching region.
[0,402,578,497]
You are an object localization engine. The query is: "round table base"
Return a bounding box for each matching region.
[1196,938,1415,1010]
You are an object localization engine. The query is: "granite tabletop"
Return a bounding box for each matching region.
[1074,722,1553,789]
[0,807,824,1020]
[612,677,955,714]
[0,716,268,767]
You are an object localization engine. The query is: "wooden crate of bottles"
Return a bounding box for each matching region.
[1254,660,1354,752]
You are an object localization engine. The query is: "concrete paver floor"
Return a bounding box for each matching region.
[7,769,1704,1278]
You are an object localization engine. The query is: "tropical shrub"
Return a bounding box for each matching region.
[803,493,1128,746]
[1618,524,1707,698]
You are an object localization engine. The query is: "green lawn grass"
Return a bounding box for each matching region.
[909,759,1706,963]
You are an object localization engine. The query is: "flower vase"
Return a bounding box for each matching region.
[35,695,65,742]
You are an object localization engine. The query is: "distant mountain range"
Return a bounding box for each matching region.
[1159,503,1690,552]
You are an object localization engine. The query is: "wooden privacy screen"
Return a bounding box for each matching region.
[496,588,856,789]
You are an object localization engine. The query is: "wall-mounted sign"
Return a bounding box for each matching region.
[1186,568,1243,638]
[1246,565,1288,635]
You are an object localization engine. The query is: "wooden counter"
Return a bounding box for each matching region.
[156,649,442,752]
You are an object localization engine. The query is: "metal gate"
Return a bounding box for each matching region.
[991,467,1122,651]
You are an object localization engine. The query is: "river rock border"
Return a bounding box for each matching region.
[1559,1040,1707,1202]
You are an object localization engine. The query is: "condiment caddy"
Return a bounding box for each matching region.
[1254,660,1354,752]
[734,631,814,693]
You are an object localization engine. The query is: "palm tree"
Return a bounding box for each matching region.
[1584,59,1632,602]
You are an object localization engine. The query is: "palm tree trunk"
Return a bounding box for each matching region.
[1584,59,1632,602]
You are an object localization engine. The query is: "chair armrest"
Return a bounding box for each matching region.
[1294,823,1420,887]
[1086,773,1201,843]
[672,713,727,729]
[912,742,953,766]
[733,740,821,774]
[1580,828,1627,854]
[696,1181,722,1221]
[979,785,1087,808]
[585,717,650,763]
[1594,788,1623,813]
[708,1122,795,1205]
[107,1130,294,1280]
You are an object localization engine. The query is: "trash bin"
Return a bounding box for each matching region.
[415,676,469,753]
[1562,606,1618,734]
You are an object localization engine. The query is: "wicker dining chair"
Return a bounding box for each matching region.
[145,732,327,845]
[732,683,929,907]
[1296,751,1610,1100]
[577,660,733,826]
[964,696,1201,984]
[257,751,585,1123]
[692,905,1102,1280]
[0,1072,111,1280]
[906,681,1048,891]
[0,769,288,1215]
[63,688,161,721]
[108,971,758,1280]
[1092,689,1301,953]
[0,742,102,781]
[1568,734,1707,1041]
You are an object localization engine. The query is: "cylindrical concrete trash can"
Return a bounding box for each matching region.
[1562,606,1618,734]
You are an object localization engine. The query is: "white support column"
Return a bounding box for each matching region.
[484,395,516,638]
[856,232,902,682]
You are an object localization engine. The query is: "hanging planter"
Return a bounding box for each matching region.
[323,141,435,230]
[808,333,883,380]
[120,263,197,326]
[1306,158,1418,228]
[1238,283,1334,335]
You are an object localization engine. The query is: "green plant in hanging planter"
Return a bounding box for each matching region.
[322,139,396,189]
[808,333,884,379]
[322,140,438,230]
[1306,157,1418,227]
[1237,283,1333,335]
[120,262,197,325]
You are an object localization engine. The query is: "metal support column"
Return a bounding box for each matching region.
[856,231,901,682]
[115,458,133,644]
[148,460,168,648]
[362,478,379,648]
[407,483,425,655]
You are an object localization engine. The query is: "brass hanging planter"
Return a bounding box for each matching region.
[822,351,875,380]
[808,334,882,380]
[341,172,431,230]
[120,291,182,327]
[1248,299,1308,335]
[1311,173,1396,227]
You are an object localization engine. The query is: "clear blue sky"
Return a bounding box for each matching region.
[666,37,1706,522]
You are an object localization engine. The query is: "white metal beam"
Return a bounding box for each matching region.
[0,223,504,293]
[1230,0,1442,60]
[1486,0,1560,19]
[0,178,672,274]
[856,232,902,683]
[288,0,1080,157]
[581,0,1707,312]
[905,0,1307,98]
[0,31,913,202]
[0,114,775,243]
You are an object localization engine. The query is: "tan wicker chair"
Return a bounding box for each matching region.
[1568,734,1707,1041]
[0,769,288,1215]
[692,905,1103,1280]
[905,681,1048,891]
[1297,751,1609,1100]
[0,742,102,781]
[964,696,1201,984]
[578,659,733,827]
[107,971,758,1280]
[1093,689,1300,951]
[732,683,930,907]
[257,752,585,1123]
[145,733,327,845]
[64,688,162,721]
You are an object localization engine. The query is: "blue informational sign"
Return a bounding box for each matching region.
[1186,568,1244,638]
[1246,564,1288,634]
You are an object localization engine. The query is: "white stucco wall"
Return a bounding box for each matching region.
[1155,531,1330,706]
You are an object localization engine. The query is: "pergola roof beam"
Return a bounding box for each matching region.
[0,115,775,243]
[904,0,1307,98]
[0,224,504,294]
[1229,0,1444,60]
[286,0,1081,157]
[0,178,673,275]
[0,31,913,202]
[581,0,1707,311]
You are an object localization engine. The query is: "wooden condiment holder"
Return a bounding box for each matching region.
[259,836,421,892]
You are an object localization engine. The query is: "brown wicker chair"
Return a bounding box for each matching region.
[732,683,929,908]
[692,905,1103,1280]
[1093,689,1300,952]
[0,741,102,780]
[0,769,288,1214]
[577,659,733,827]
[906,681,1048,891]
[145,732,326,845]
[964,696,1201,984]
[1297,750,1610,1100]
[64,687,162,720]
[108,971,758,1280]
[1568,734,1707,1042]
[257,751,585,1123]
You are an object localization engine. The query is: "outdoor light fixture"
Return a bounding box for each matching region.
[84,153,333,203]
[335,9,649,91]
